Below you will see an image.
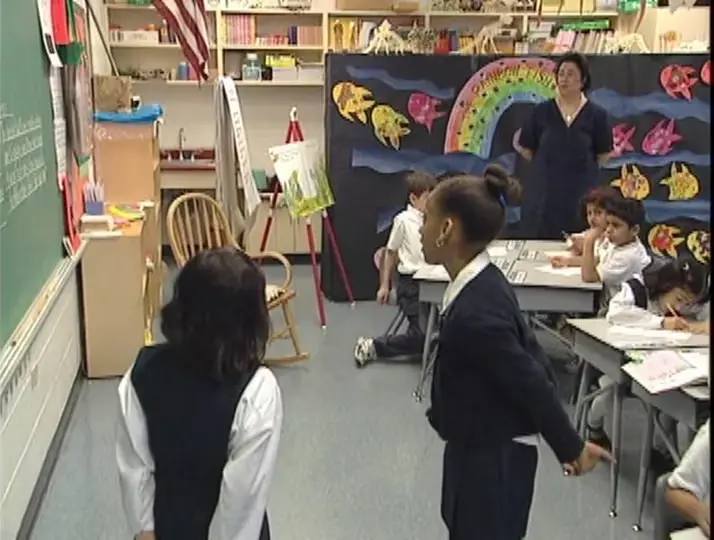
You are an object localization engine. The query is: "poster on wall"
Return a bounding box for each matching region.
[322,53,711,301]
[268,140,335,219]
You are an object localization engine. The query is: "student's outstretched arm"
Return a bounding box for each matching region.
[117,373,156,538]
[580,232,600,283]
[209,369,283,540]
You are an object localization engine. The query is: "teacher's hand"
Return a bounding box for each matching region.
[564,442,614,477]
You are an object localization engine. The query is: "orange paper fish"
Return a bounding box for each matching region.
[648,224,685,258]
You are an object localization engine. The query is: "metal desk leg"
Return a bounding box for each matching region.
[609,384,626,517]
[633,405,655,532]
[413,305,437,402]
[572,361,591,434]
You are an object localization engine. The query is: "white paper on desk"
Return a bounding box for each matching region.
[544,250,570,258]
[671,527,707,540]
[534,265,582,277]
[487,245,508,257]
[608,326,693,349]
[623,350,708,394]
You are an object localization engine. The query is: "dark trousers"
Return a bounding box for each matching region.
[442,441,538,540]
[373,274,425,359]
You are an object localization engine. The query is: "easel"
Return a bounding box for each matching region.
[260,108,355,328]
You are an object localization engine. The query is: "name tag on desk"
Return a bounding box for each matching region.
[521,249,540,261]
[509,270,527,284]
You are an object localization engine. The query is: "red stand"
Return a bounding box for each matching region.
[260,108,354,328]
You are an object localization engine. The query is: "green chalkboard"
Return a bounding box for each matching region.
[0,0,65,347]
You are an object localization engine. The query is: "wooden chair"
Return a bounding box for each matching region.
[166,192,308,365]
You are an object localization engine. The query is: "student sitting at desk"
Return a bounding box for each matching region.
[117,247,281,540]
[654,420,710,540]
[587,256,709,465]
[420,164,612,540]
[354,171,437,367]
[560,186,618,258]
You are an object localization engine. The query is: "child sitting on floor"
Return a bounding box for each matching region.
[587,256,709,469]
[354,171,437,367]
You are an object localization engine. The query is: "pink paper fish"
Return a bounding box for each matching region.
[610,123,636,158]
[642,119,682,156]
[407,93,446,133]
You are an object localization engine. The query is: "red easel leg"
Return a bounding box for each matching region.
[322,210,355,304]
[258,182,281,254]
[305,218,327,327]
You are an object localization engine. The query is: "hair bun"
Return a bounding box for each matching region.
[483,163,523,205]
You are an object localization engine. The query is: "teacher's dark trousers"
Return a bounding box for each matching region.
[441,440,538,540]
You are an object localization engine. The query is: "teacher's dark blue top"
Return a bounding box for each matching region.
[519,99,612,239]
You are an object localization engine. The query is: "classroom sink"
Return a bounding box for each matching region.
[159,148,216,170]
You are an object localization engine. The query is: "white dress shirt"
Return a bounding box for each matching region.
[606,280,666,329]
[387,205,426,275]
[596,238,651,300]
[668,420,710,504]
[441,250,538,447]
[117,366,283,540]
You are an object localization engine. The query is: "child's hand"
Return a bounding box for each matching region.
[550,255,569,268]
[376,286,390,305]
[662,316,690,331]
[689,321,710,335]
[136,532,156,540]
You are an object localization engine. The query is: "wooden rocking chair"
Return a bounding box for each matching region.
[166,192,309,365]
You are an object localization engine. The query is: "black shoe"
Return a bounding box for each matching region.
[649,449,676,476]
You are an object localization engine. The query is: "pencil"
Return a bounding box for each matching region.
[665,303,685,326]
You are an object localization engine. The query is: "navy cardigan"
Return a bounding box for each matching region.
[427,264,584,465]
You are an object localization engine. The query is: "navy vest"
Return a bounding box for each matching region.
[130,344,262,539]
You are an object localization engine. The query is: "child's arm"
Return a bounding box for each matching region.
[117,372,156,539]
[605,283,664,329]
[580,232,601,282]
[569,235,585,255]
[551,254,582,268]
[666,422,711,535]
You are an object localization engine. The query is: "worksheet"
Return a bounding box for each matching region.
[623,349,708,394]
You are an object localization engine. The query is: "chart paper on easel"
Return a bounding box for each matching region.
[268,140,335,219]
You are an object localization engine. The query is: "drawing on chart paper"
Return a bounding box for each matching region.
[660,163,700,200]
[610,164,651,199]
[648,224,685,257]
[268,140,334,219]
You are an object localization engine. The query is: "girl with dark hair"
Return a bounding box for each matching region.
[420,164,612,540]
[515,52,613,239]
[117,247,281,540]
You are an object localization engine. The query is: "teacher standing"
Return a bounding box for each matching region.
[515,53,613,239]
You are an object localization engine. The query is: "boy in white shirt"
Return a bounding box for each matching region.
[654,420,710,539]
[580,195,651,308]
[354,172,437,367]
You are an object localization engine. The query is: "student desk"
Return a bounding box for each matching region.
[507,260,601,313]
[518,240,570,262]
[627,349,711,532]
[567,319,709,518]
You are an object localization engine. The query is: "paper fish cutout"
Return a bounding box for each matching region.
[648,224,685,258]
[686,230,710,264]
[610,123,636,158]
[667,0,696,13]
[610,165,650,199]
[660,163,700,200]
[331,82,375,124]
[701,60,710,86]
[407,93,446,133]
[642,119,682,156]
[371,105,410,150]
[660,64,698,101]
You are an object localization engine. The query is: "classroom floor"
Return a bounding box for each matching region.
[29,264,659,540]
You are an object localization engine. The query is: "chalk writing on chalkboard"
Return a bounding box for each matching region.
[0,101,48,226]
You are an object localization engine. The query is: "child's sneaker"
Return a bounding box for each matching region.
[586,425,612,452]
[354,337,377,368]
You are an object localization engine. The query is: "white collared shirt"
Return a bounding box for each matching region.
[668,420,710,504]
[387,205,426,275]
[116,367,283,540]
[596,238,651,300]
[439,250,539,447]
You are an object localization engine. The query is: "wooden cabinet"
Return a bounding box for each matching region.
[83,122,163,378]
[245,194,322,255]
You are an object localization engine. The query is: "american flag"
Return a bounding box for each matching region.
[152,0,210,80]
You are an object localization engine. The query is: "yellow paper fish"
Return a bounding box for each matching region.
[648,224,685,258]
[371,105,410,150]
[610,165,650,200]
[686,230,710,264]
[660,163,700,200]
[331,82,375,124]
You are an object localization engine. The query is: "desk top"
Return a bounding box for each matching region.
[567,318,711,351]
[519,240,570,261]
[508,260,602,291]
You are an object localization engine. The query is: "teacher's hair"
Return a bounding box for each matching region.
[431,164,522,246]
[556,52,592,93]
[161,247,270,381]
